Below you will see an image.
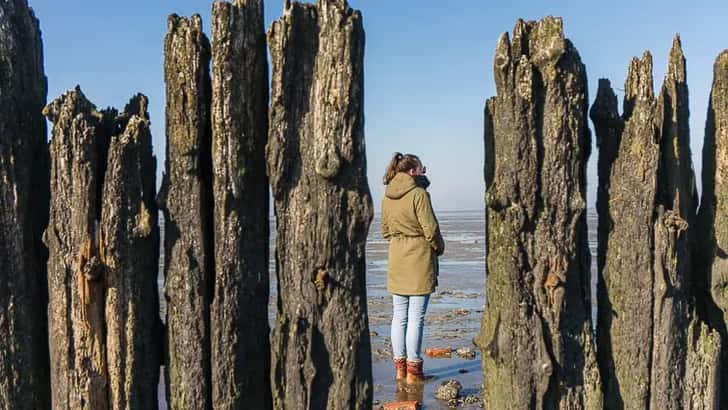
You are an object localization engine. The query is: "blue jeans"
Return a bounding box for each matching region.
[391,294,430,361]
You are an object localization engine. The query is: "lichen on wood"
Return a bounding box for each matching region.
[160,13,214,409]
[476,17,602,409]
[101,95,161,409]
[210,0,271,408]
[45,87,111,410]
[267,0,373,408]
[45,87,161,410]
[696,48,728,407]
[592,53,660,408]
[0,0,51,407]
[592,37,721,408]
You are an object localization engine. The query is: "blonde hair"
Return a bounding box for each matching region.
[383,152,421,184]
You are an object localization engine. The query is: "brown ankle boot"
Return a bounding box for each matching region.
[406,360,429,384]
[394,357,407,380]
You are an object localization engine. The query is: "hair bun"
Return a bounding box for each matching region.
[394,152,403,161]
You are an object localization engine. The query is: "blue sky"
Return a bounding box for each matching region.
[30,0,728,211]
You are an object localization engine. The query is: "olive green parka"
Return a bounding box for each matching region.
[381,172,445,295]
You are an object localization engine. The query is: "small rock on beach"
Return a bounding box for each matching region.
[455,347,476,360]
[435,379,463,401]
[424,347,452,358]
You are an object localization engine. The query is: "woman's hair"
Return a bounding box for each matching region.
[383,152,421,184]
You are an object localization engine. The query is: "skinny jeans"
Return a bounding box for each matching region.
[391,294,430,361]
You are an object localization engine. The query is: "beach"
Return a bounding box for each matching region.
[158,209,598,409]
[366,209,598,408]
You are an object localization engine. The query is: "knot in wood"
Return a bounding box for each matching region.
[314,148,341,179]
[544,254,567,288]
[76,232,106,327]
[544,255,567,311]
[544,271,563,289]
[663,211,688,232]
[483,315,501,360]
[82,255,103,282]
[515,56,533,101]
[314,269,329,291]
[133,202,152,237]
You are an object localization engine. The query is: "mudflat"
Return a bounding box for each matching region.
[368,210,485,409]
[157,209,597,409]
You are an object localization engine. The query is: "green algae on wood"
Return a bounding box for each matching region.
[477,16,602,410]
[695,49,728,407]
[593,37,721,409]
[267,0,373,408]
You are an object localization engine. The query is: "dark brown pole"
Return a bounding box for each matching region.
[592,39,721,409]
[267,0,373,408]
[161,13,214,410]
[46,89,162,410]
[0,0,50,408]
[210,1,271,408]
[695,49,728,408]
[45,88,111,410]
[476,17,602,409]
[102,95,161,409]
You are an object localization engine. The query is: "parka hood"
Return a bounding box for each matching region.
[385,172,418,199]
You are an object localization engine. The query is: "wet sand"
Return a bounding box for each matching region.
[368,209,597,408]
[158,209,597,409]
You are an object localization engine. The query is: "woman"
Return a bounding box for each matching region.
[381,152,444,384]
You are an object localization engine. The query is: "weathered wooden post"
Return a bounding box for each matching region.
[476,17,602,409]
[591,38,721,408]
[45,88,112,410]
[266,0,373,408]
[210,0,271,408]
[45,88,161,409]
[102,95,162,409]
[160,13,214,409]
[695,49,728,407]
[0,0,51,408]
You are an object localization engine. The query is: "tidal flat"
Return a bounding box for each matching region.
[157,209,598,409]
[367,210,486,409]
